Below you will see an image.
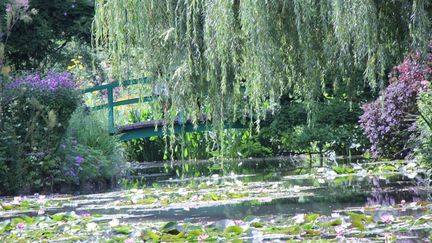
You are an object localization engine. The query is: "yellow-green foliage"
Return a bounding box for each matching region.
[93,0,431,137]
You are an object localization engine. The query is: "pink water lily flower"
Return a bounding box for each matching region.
[234,219,244,225]
[16,222,25,230]
[38,195,46,204]
[198,234,209,241]
[380,214,395,224]
[124,238,134,243]
[335,226,344,238]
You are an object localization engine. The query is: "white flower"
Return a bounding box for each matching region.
[130,195,141,204]
[38,195,46,205]
[317,178,326,184]
[86,222,98,231]
[12,196,22,205]
[109,218,120,227]
[317,168,325,173]
[324,170,338,180]
[405,171,417,179]
[292,214,305,224]
[178,188,188,196]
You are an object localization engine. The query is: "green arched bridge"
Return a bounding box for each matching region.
[81,78,246,141]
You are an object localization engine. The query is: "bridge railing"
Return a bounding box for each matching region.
[80,78,152,133]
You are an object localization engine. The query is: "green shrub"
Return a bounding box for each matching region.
[0,72,79,195]
[416,90,432,163]
[259,100,367,156]
[58,108,126,185]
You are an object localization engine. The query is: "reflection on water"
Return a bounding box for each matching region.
[53,159,432,221]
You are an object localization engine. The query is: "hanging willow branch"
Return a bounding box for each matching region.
[93,0,431,135]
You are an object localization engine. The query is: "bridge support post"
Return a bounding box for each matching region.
[107,87,115,133]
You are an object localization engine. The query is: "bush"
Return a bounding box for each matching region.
[359,49,432,159]
[0,72,79,194]
[416,88,432,162]
[259,100,366,156]
[58,108,126,186]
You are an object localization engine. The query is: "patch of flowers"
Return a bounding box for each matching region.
[9,71,76,91]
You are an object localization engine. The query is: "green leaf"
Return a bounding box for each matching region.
[250,222,265,228]
[21,215,35,224]
[305,214,320,222]
[114,225,133,235]
[142,230,161,241]
[161,221,177,231]
[224,225,243,235]
[351,219,365,231]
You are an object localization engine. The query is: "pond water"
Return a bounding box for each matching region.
[1,157,432,242]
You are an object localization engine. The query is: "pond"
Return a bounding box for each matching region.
[1,158,431,242]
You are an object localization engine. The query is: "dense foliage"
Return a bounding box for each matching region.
[0,72,79,194]
[1,0,94,70]
[94,0,431,139]
[259,99,366,156]
[416,88,432,162]
[58,108,126,189]
[360,46,432,159]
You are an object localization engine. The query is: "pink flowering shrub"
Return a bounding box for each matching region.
[359,44,432,158]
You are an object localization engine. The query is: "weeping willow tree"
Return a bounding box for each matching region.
[93,0,431,147]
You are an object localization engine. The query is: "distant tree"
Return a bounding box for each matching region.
[1,0,94,70]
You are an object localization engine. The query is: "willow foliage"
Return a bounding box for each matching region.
[94,0,431,133]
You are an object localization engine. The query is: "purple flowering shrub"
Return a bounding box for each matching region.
[359,46,432,159]
[0,71,80,194]
[9,72,75,90]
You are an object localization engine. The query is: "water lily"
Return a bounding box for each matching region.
[324,170,338,180]
[198,234,209,241]
[130,195,141,204]
[12,196,22,205]
[384,232,393,243]
[86,222,98,231]
[16,222,26,230]
[1,202,12,208]
[124,238,134,243]
[109,218,120,227]
[234,220,244,225]
[178,188,188,196]
[335,225,344,237]
[380,214,395,224]
[38,209,45,215]
[38,195,46,205]
[292,214,305,224]
[80,213,91,217]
